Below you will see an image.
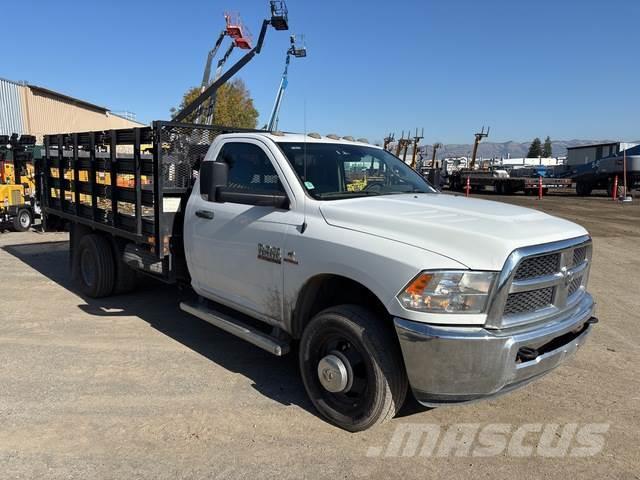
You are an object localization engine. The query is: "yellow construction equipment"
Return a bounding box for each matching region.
[0,134,39,232]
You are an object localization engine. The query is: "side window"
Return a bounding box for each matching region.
[216,142,284,192]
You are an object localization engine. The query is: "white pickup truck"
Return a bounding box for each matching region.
[39,123,597,431]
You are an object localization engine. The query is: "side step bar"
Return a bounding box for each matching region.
[180,301,290,356]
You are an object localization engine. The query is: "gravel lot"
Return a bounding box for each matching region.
[0,192,638,479]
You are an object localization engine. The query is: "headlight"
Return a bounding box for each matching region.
[398,271,496,314]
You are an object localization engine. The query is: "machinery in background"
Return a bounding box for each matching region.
[175,0,291,124]
[197,12,255,124]
[0,134,40,231]
[469,126,490,169]
[382,132,395,151]
[409,128,424,169]
[266,34,306,131]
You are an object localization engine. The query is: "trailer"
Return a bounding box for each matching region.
[448,168,573,195]
[558,147,640,197]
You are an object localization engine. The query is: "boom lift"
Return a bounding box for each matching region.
[469,126,490,170]
[383,133,395,151]
[201,13,254,124]
[175,0,290,123]
[196,28,228,124]
[394,131,411,161]
[267,34,306,131]
[431,142,442,168]
[410,128,424,169]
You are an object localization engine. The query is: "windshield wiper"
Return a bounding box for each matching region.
[315,191,381,199]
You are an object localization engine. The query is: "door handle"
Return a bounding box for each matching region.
[195,209,214,220]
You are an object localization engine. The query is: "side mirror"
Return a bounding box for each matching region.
[217,188,290,209]
[199,161,228,201]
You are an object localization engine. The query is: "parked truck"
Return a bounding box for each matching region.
[558,146,640,196]
[38,122,597,431]
[448,167,573,195]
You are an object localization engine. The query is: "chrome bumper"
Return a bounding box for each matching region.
[394,293,596,406]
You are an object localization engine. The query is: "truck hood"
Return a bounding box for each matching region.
[319,193,588,270]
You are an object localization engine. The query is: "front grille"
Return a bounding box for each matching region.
[487,238,593,329]
[513,253,560,280]
[504,287,554,315]
[568,276,582,296]
[572,247,587,267]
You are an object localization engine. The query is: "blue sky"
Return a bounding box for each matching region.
[4,0,639,143]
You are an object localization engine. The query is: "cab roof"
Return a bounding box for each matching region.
[218,131,380,148]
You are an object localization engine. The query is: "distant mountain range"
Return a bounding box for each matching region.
[413,139,639,159]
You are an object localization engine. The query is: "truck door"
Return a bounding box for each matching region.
[184,139,296,323]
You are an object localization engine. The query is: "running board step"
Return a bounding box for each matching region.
[180,301,290,356]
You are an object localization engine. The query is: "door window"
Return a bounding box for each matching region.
[216,142,283,192]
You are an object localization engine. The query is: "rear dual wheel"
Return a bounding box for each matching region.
[75,233,138,297]
[77,234,115,298]
[299,305,408,432]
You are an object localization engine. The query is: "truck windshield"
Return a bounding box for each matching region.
[277,142,436,199]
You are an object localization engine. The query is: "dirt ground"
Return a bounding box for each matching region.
[0,191,638,479]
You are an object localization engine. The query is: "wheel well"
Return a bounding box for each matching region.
[291,274,390,339]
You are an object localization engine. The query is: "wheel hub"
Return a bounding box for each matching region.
[317,351,352,393]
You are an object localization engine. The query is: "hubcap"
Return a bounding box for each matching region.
[19,212,30,228]
[317,351,351,393]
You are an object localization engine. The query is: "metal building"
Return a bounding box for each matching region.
[0,77,144,140]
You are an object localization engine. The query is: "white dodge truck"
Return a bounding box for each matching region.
[39,123,597,431]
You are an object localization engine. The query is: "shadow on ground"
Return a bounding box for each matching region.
[3,239,428,419]
[2,239,317,415]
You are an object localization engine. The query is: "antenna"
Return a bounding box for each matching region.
[470,126,490,169]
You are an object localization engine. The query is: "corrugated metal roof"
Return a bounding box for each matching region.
[23,87,144,141]
[27,84,108,113]
[0,77,26,136]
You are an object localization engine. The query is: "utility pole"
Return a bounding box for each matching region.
[410,128,424,169]
[470,126,490,170]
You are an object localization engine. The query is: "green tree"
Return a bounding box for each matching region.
[527,137,543,158]
[543,136,552,158]
[170,78,259,128]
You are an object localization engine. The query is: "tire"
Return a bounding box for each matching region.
[299,305,408,432]
[576,181,592,196]
[76,234,115,298]
[12,209,32,232]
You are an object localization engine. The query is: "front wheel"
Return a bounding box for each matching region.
[299,305,408,431]
[12,209,32,232]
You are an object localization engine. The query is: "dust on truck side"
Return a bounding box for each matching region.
[38,122,598,431]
